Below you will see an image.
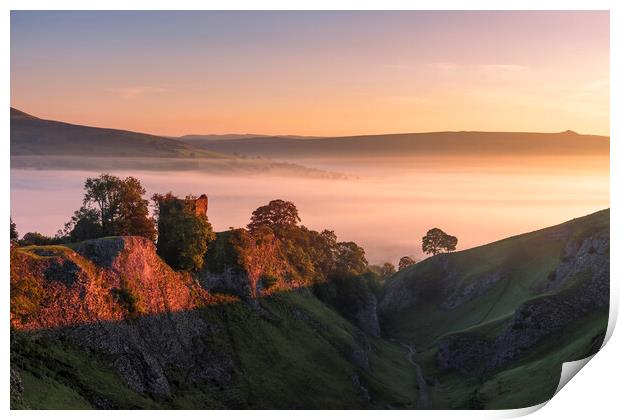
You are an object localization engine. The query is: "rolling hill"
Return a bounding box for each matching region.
[10,108,223,158]
[179,134,322,142]
[379,208,609,408]
[179,131,610,159]
[9,108,343,178]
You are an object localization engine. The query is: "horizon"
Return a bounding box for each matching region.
[9,106,607,139]
[11,11,609,137]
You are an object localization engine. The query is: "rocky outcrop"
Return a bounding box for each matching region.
[11,237,211,331]
[441,270,504,310]
[10,368,23,404]
[55,310,235,396]
[350,293,381,338]
[437,230,610,375]
[10,237,235,396]
[198,267,251,298]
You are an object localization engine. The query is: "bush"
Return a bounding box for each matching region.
[111,278,143,317]
[18,232,61,247]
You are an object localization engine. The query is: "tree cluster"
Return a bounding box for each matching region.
[63,174,156,242]
[219,199,371,297]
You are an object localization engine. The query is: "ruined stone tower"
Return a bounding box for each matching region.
[183,194,208,218]
[193,194,208,218]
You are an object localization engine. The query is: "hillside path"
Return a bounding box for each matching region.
[392,340,432,409]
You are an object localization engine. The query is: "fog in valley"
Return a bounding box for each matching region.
[10,154,608,265]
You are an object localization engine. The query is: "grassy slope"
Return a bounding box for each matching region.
[380,209,609,408]
[11,210,609,409]
[12,291,419,409]
[10,108,223,159]
[382,209,609,347]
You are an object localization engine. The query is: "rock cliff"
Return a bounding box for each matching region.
[437,229,609,375]
[11,237,237,396]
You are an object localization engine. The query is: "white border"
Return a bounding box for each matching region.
[2,2,617,419]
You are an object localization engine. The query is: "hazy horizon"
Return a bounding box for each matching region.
[9,10,610,264]
[8,106,610,139]
[11,153,609,265]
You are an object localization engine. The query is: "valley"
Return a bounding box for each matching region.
[10,209,609,409]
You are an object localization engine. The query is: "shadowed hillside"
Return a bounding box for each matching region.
[10,108,222,158]
[9,109,344,178]
[180,131,609,159]
[379,209,609,408]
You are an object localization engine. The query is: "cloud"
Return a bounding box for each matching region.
[430,62,462,71]
[479,64,530,78]
[107,86,169,100]
[385,95,426,104]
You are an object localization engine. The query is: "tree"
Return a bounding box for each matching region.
[231,226,282,298]
[332,241,368,278]
[19,232,60,246]
[422,228,457,256]
[247,199,301,232]
[153,192,215,271]
[83,174,122,235]
[10,218,18,241]
[398,256,416,271]
[380,262,396,279]
[65,174,156,241]
[114,177,156,240]
[313,229,339,278]
[63,207,103,242]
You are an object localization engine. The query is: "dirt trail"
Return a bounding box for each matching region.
[393,340,431,409]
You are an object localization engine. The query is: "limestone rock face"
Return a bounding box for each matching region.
[437,230,609,375]
[351,292,381,338]
[10,237,233,396]
[11,237,209,331]
[197,267,252,298]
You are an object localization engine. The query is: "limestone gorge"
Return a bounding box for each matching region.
[10,201,609,409]
[9,10,611,412]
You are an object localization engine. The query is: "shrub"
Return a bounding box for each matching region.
[111,278,143,318]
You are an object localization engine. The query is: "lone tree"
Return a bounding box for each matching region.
[422,228,457,256]
[64,174,156,241]
[152,192,215,271]
[247,199,301,233]
[398,256,416,271]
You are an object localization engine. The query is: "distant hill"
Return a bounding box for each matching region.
[10,108,223,158]
[9,108,346,178]
[179,134,269,141]
[179,134,323,145]
[180,130,609,159]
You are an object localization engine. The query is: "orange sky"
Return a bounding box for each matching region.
[11,11,609,137]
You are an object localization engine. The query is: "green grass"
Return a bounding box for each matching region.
[11,333,162,409]
[188,291,419,409]
[13,290,421,409]
[382,209,609,348]
[379,209,609,409]
[407,308,607,410]
[12,209,609,410]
